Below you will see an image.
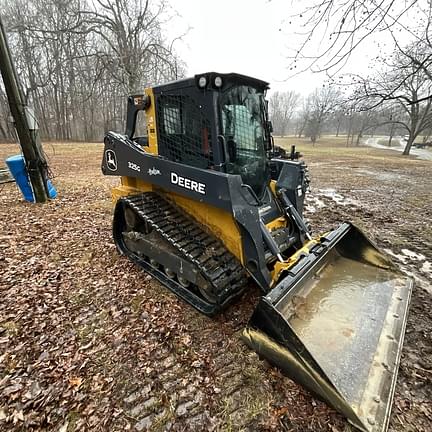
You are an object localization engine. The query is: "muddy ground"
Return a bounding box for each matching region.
[0,139,430,432]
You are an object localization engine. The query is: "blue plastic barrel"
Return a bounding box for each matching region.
[5,154,57,202]
[6,155,34,202]
[46,179,57,199]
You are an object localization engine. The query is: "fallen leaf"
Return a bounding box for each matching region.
[12,409,24,423]
[69,377,83,389]
[3,383,22,396]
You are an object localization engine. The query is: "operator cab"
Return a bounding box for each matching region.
[151,72,273,198]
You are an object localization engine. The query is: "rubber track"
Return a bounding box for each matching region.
[121,192,249,313]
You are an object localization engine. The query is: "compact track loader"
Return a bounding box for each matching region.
[102,72,412,432]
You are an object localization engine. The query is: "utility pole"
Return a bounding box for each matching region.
[0,15,48,202]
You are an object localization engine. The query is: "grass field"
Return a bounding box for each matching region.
[0,138,431,431]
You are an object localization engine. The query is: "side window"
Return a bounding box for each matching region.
[135,110,148,137]
[157,93,213,169]
[163,105,183,134]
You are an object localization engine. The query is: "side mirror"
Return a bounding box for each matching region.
[125,94,150,139]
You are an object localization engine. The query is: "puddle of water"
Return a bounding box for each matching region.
[314,197,326,208]
[314,188,361,207]
[306,189,360,210]
[354,168,406,182]
[365,137,432,161]
[384,248,431,290]
[421,261,431,276]
[287,257,394,351]
[401,248,426,261]
[320,188,342,199]
[305,196,326,213]
[279,255,398,404]
[384,248,408,264]
[384,248,432,298]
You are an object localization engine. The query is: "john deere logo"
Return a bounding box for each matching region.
[105,150,117,171]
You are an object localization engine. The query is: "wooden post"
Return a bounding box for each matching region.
[0,16,48,202]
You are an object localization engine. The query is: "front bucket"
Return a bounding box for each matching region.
[243,223,412,432]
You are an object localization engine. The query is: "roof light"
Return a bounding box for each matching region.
[198,76,207,88]
[214,76,223,88]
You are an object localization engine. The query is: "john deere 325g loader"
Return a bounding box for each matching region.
[102,72,412,432]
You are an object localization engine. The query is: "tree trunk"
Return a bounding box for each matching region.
[298,117,308,138]
[311,135,316,146]
[336,118,341,136]
[388,123,395,147]
[403,137,414,155]
[0,119,7,139]
[346,115,353,147]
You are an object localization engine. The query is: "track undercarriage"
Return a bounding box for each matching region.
[113,192,249,315]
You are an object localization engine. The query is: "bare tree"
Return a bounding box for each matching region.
[356,43,432,155]
[280,0,428,77]
[82,0,185,94]
[305,86,342,144]
[296,95,312,138]
[0,86,11,140]
[0,0,186,142]
[350,110,376,146]
[269,90,300,136]
[329,108,347,137]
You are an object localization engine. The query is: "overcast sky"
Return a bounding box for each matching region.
[168,0,420,96]
[169,0,320,95]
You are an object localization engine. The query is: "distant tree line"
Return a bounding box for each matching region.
[269,30,432,155]
[0,0,185,142]
[269,0,432,155]
[1,0,430,157]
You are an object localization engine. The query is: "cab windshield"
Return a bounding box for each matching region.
[220,85,270,198]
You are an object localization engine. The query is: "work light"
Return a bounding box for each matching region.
[198,76,207,88]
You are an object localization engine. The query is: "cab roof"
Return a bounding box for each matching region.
[151,72,270,93]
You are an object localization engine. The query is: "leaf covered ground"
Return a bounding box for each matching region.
[0,140,430,431]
